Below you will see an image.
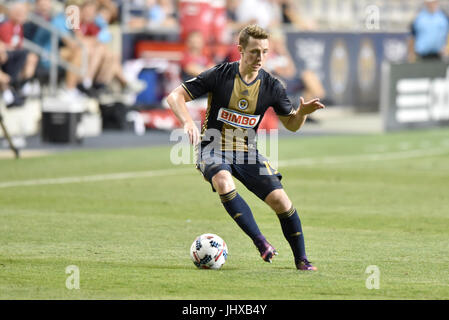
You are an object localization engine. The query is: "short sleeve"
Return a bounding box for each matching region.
[51,14,71,37]
[181,65,217,100]
[272,79,294,117]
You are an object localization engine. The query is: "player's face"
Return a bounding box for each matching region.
[240,37,269,72]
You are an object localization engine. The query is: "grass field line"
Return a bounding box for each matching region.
[0,168,193,189]
[0,147,448,189]
[277,147,449,167]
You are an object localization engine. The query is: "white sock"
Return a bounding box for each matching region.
[83,78,93,89]
[21,82,33,96]
[2,89,14,105]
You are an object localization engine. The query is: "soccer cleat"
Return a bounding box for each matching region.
[296,258,317,271]
[261,245,278,263]
[254,235,278,263]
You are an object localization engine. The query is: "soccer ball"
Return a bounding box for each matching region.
[190,233,228,269]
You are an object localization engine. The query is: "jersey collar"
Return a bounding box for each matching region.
[236,61,262,86]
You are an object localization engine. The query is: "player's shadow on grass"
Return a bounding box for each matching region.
[100,261,292,271]
[147,264,242,271]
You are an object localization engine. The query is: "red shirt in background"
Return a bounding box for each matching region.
[180,51,213,71]
[0,20,24,49]
[226,45,241,62]
[79,22,100,37]
[179,0,213,43]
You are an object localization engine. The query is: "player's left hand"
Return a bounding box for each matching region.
[298,97,325,115]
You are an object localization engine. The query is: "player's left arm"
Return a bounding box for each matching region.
[278,97,325,132]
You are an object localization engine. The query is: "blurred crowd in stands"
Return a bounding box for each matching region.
[0,0,147,108]
[0,0,448,114]
[0,0,323,112]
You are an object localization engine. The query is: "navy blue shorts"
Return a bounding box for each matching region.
[196,149,283,201]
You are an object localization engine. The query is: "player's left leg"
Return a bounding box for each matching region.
[265,189,317,271]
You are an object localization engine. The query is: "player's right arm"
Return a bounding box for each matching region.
[166,85,200,146]
[168,64,219,145]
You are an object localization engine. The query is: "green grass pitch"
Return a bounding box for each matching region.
[1,128,449,299]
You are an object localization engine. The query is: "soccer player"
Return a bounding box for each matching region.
[167,25,324,270]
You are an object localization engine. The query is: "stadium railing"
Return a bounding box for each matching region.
[22,12,88,96]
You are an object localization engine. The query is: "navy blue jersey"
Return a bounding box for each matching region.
[182,61,294,151]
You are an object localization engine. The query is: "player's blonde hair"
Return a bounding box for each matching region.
[238,24,270,48]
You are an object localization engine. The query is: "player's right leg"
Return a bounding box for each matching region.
[197,148,276,263]
[207,170,276,263]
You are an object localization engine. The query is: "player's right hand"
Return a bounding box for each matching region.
[184,121,200,146]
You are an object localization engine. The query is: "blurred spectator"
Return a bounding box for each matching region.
[73,0,111,94]
[178,0,227,45]
[31,0,142,99]
[234,0,281,30]
[408,0,449,62]
[225,0,241,32]
[223,30,242,63]
[210,0,228,45]
[265,29,297,80]
[127,0,165,28]
[180,30,215,82]
[44,0,94,98]
[0,69,10,91]
[278,0,317,30]
[70,0,143,98]
[97,0,119,23]
[0,41,12,103]
[146,0,166,28]
[0,1,38,106]
[264,30,326,111]
[28,0,86,98]
[96,4,114,44]
[0,2,7,23]
[179,0,207,42]
[24,0,53,41]
[25,0,52,74]
[159,0,177,27]
[128,0,177,29]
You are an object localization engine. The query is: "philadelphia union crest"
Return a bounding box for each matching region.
[238,99,249,110]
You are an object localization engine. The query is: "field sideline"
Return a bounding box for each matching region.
[1,128,449,299]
